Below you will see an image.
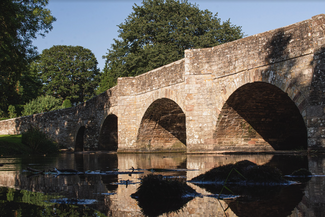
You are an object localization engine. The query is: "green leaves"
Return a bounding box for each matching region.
[22,95,62,116]
[38,45,100,104]
[62,99,72,109]
[0,0,55,113]
[7,105,17,118]
[21,126,58,154]
[101,0,244,90]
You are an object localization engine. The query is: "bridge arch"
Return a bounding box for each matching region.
[75,126,85,151]
[136,98,186,152]
[98,114,118,151]
[138,88,185,124]
[214,81,307,151]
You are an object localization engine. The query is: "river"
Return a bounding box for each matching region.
[0,152,323,216]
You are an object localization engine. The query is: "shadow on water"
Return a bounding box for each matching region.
[131,174,195,217]
[264,154,309,175]
[189,157,309,217]
[226,184,305,217]
[194,183,305,217]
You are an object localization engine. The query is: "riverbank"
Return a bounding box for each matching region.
[0,135,34,156]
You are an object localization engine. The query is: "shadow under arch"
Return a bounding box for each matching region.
[136,98,186,152]
[75,126,85,151]
[214,82,307,151]
[98,114,118,151]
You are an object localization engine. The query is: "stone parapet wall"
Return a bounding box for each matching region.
[0,107,79,145]
[184,15,322,78]
[0,86,119,149]
[117,59,184,96]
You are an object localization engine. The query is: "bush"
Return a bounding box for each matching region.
[22,95,62,116]
[0,109,6,119]
[62,99,72,108]
[22,127,59,155]
[8,105,17,118]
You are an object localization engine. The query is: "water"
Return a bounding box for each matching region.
[0,152,324,216]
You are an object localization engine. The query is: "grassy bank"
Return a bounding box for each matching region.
[0,135,34,156]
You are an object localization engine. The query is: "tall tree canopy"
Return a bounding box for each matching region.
[101,0,244,91]
[0,0,55,113]
[39,45,100,104]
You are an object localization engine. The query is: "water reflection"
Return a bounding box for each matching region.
[0,153,323,216]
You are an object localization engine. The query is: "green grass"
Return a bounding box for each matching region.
[0,134,22,143]
[0,135,34,156]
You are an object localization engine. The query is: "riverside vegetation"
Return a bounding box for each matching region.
[0,127,59,156]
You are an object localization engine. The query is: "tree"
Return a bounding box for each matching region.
[18,60,43,105]
[39,45,100,104]
[0,0,55,113]
[22,95,62,116]
[101,0,244,90]
[8,105,17,118]
[96,61,118,94]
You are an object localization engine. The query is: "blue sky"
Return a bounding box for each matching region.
[33,0,325,71]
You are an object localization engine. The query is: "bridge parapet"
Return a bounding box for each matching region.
[117,59,184,96]
[184,14,325,78]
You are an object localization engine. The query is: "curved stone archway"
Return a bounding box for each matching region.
[75,126,85,151]
[136,98,186,152]
[214,82,307,151]
[98,114,118,151]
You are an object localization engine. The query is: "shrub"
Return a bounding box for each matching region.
[62,99,72,108]
[8,105,17,118]
[22,95,62,116]
[0,109,5,119]
[22,127,59,155]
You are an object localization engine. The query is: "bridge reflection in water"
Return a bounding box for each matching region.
[0,153,323,216]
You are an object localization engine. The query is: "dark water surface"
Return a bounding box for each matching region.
[0,152,324,216]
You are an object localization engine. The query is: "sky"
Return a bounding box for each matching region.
[33,0,325,71]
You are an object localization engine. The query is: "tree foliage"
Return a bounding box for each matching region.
[22,126,58,154]
[39,45,100,104]
[22,95,62,116]
[18,61,43,105]
[8,105,17,118]
[0,0,55,113]
[96,61,118,94]
[101,0,244,90]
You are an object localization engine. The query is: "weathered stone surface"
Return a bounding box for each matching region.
[1,14,325,152]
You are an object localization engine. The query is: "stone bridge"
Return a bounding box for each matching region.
[1,14,325,153]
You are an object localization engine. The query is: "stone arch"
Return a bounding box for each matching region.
[98,114,118,151]
[214,82,307,151]
[215,68,309,116]
[136,98,186,152]
[138,88,185,127]
[75,126,85,151]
